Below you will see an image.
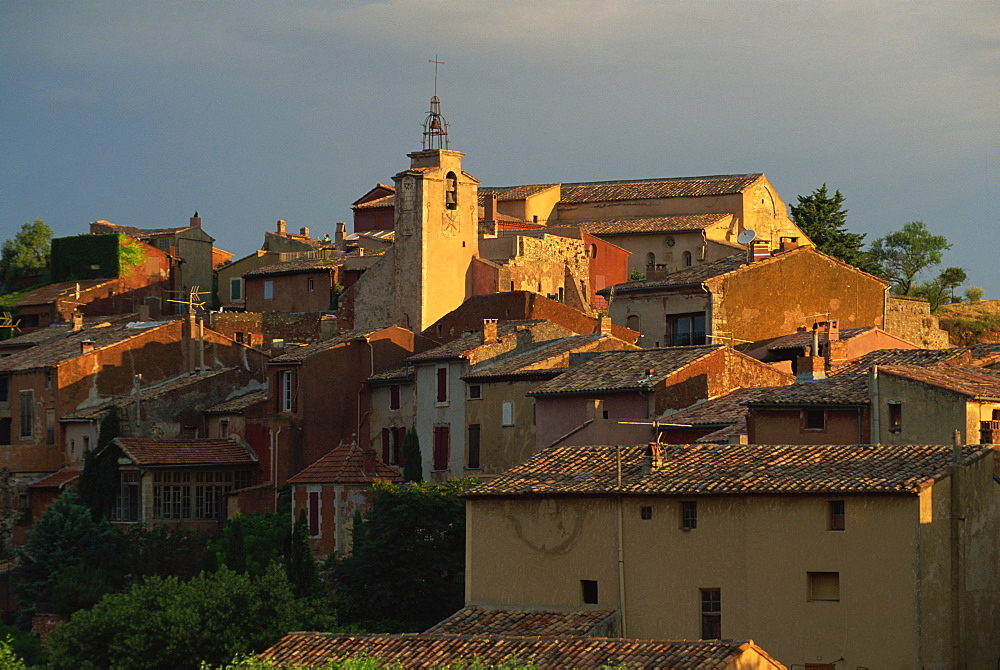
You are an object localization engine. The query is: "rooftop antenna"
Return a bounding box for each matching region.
[422,55,449,150]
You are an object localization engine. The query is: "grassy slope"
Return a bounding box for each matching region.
[936,300,1000,346]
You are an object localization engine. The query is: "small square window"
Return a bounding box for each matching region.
[888,402,902,433]
[307,277,315,291]
[681,501,697,530]
[468,385,482,400]
[640,505,653,520]
[581,580,598,605]
[808,572,840,601]
[828,500,845,531]
[804,408,825,430]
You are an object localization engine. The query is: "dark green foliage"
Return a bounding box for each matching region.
[96,405,122,452]
[868,221,951,295]
[0,220,52,293]
[790,185,870,270]
[287,509,322,599]
[122,523,211,580]
[332,479,478,632]
[13,491,125,625]
[46,564,338,670]
[50,234,145,283]
[78,407,124,519]
[402,429,422,483]
[0,622,43,667]
[937,266,967,301]
[203,514,290,577]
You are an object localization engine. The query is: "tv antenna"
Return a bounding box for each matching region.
[166,285,209,314]
[0,312,20,336]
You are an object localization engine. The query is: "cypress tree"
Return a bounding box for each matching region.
[402,429,422,483]
[286,509,321,599]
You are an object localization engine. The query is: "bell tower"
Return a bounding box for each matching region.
[388,77,479,332]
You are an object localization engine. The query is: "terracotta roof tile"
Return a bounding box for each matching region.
[601,252,748,295]
[478,184,561,202]
[529,346,723,396]
[578,214,730,236]
[661,386,787,427]
[352,194,396,210]
[113,437,257,467]
[425,607,617,637]
[462,334,628,381]
[286,442,402,485]
[260,633,778,669]
[767,327,873,351]
[203,389,269,414]
[364,365,413,384]
[557,174,763,204]
[243,256,344,278]
[6,280,115,307]
[465,443,988,497]
[270,328,384,363]
[879,365,1000,400]
[405,321,546,363]
[62,369,237,420]
[28,466,83,489]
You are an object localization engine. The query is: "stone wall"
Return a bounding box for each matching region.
[885,295,950,348]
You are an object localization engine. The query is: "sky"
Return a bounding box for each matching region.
[2,1,998,296]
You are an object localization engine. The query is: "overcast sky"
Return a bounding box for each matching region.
[3,1,997,296]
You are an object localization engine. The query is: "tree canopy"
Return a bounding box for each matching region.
[789,185,869,269]
[868,221,952,295]
[0,220,53,293]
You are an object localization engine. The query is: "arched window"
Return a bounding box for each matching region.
[590,244,598,258]
[646,252,656,267]
[445,172,458,210]
[626,314,640,331]
[683,251,692,267]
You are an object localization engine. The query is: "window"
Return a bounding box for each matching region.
[18,390,33,439]
[501,401,514,426]
[46,409,55,445]
[804,408,826,430]
[113,471,141,521]
[307,277,315,292]
[389,384,401,410]
[445,172,458,210]
[641,505,653,520]
[153,470,252,521]
[0,376,8,402]
[44,369,52,389]
[581,580,599,605]
[808,572,840,601]
[824,500,845,531]
[157,238,170,251]
[646,252,655,267]
[433,425,450,471]
[467,424,481,469]
[308,488,321,537]
[220,419,229,438]
[683,250,693,266]
[382,427,405,465]
[701,589,721,639]
[667,313,706,346]
[281,370,294,412]
[235,332,245,344]
[681,500,697,530]
[468,384,482,400]
[626,314,640,331]
[436,367,448,404]
[888,402,902,433]
[263,280,274,300]
[0,419,9,444]
[230,278,242,301]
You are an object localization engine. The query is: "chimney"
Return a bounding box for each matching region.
[137,304,150,322]
[953,429,963,463]
[482,318,498,343]
[70,312,84,332]
[189,211,201,228]
[270,338,285,355]
[300,227,310,238]
[484,193,498,222]
[825,320,840,341]
[598,314,612,335]
[80,339,95,355]
[336,222,347,251]
[362,448,378,475]
[780,236,799,252]
[276,220,286,235]
[795,354,826,382]
[643,442,664,473]
[591,399,605,420]
[980,420,1000,445]
[750,240,770,262]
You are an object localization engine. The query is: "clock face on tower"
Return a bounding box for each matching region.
[442,210,459,237]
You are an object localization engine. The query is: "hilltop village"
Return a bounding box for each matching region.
[2,100,999,669]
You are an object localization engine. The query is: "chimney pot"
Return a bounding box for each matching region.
[190,212,201,228]
[482,318,498,343]
[336,222,347,251]
[300,227,309,238]
[277,220,286,234]
[362,449,378,475]
[484,193,498,222]
[71,312,84,332]
[80,339,95,355]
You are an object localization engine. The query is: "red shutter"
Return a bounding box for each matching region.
[381,428,390,463]
[433,425,450,471]
[308,491,320,536]
[393,427,404,465]
[390,385,400,410]
[436,368,447,403]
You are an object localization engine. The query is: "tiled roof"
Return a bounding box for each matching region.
[405,322,544,363]
[270,328,383,363]
[260,633,778,669]
[529,346,723,396]
[6,280,114,307]
[425,607,616,636]
[558,174,763,204]
[364,365,413,384]
[90,220,189,237]
[243,256,344,278]
[0,319,178,373]
[478,184,561,202]
[113,437,257,467]
[578,214,730,236]
[28,466,83,489]
[767,327,872,351]
[462,334,614,381]
[697,421,747,443]
[601,252,748,294]
[660,386,787,427]
[62,369,236,420]
[352,194,395,209]
[465,443,988,498]
[285,442,402,485]
[879,365,1000,400]
[203,389,269,414]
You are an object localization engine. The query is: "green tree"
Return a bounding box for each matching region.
[13,491,125,625]
[966,286,984,303]
[332,479,477,632]
[0,220,53,293]
[78,407,123,519]
[790,185,869,269]
[0,636,25,670]
[286,509,322,599]
[203,513,290,577]
[868,221,951,295]
[937,266,967,302]
[402,429,422,483]
[47,565,337,670]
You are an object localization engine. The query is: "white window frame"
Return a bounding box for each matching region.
[230,277,243,301]
[501,400,514,426]
[282,370,293,412]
